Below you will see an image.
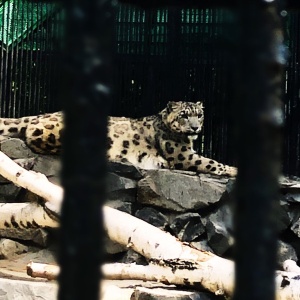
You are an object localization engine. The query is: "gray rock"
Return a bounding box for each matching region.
[183,221,206,243]
[0,228,49,247]
[0,138,37,159]
[291,217,300,238]
[106,172,137,203]
[276,200,293,231]
[105,200,133,214]
[134,287,219,300]
[0,278,58,300]
[190,240,214,253]
[280,177,300,203]
[32,155,61,177]
[0,184,22,203]
[135,207,169,230]
[107,161,143,180]
[48,176,61,186]
[277,240,298,268]
[104,237,127,254]
[30,229,49,247]
[206,205,233,256]
[284,193,300,203]
[137,170,226,212]
[121,249,148,265]
[170,213,205,242]
[21,190,42,203]
[0,239,28,259]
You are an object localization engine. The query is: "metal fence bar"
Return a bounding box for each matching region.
[58,0,115,299]
[233,1,284,299]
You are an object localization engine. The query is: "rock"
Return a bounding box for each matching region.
[0,239,28,259]
[137,170,227,212]
[0,228,49,247]
[104,237,127,254]
[101,284,133,300]
[183,218,205,242]
[273,200,292,232]
[121,249,148,265]
[277,240,298,268]
[206,205,233,256]
[22,190,42,203]
[17,248,57,265]
[191,240,214,253]
[106,172,137,203]
[291,218,300,239]
[284,193,300,203]
[135,207,169,230]
[134,287,219,300]
[289,206,300,226]
[280,177,300,203]
[0,184,22,203]
[32,155,61,177]
[107,161,143,180]
[170,213,205,242]
[105,200,133,214]
[30,229,50,247]
[225,178,236,194]
[0,278,58,300]
[0,138,37,159]
[14,157,36,170]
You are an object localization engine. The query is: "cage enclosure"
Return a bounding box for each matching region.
[0,1,299,176]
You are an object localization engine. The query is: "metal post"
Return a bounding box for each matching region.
[233,1,285,299]
[58,0,115,299]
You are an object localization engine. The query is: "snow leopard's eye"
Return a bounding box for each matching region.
[181,113,188,119]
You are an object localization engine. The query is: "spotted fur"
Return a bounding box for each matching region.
[0,101,237,176]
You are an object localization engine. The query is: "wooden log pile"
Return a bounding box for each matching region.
[1,139,300,298]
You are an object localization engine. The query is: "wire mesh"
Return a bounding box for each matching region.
[283,12,300,177]
[0,2,299,177]
[112,6,238,165]
[0,0,62,117]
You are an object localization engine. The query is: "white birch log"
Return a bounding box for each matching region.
[0,203,58,229]
[26,261,300,300]
[2,150,300,298]
[283,260,300,273]
[0,151,63,214]
[26,260,233,296]
[27,262,60,280]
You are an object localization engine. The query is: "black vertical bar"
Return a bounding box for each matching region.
[233,1,284,300]
[58,0,115,299]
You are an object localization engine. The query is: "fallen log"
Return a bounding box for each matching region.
[27,262,60,280]
[283,260,300,273]
[27,260,232,297]
[1,150,300,298]
[0,203,58,229]
[27,260,233,296]
[26,260,300,300]
[0,151,63,214]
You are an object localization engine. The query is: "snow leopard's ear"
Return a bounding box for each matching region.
[167,101,181,112]
[195,101,204,109]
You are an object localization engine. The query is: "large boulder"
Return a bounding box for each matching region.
[137,170,228,212]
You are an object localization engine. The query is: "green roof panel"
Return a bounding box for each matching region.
[0,0,59,49]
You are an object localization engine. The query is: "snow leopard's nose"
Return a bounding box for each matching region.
[191,126,198,132]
